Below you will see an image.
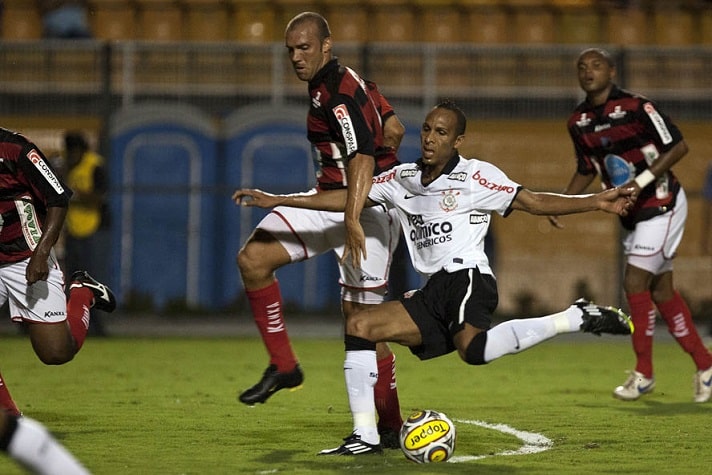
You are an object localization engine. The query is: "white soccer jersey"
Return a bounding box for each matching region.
[368,154,521,277]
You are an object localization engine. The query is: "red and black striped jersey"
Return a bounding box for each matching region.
[567,86,683,226]
[0,128,71,263]
[307,59,399,190]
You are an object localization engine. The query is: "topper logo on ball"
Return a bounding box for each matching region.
[403,419,452,450]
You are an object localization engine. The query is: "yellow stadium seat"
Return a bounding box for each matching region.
[2,0,42,40]
[89,0,137,41]
[550,0,593,6]
[461,1,510,44]
[555,6,603,44]
[134,0,185,41]
[510,5,556,44]
[652,7,695,46]
[274,1,321,36]
[228,0,277,43]
[702,9,712,45]
[367,0,417,42]
[605,8,650,45]
[183,0,230,42]
[415,0,464,43]
[324,2,369,43]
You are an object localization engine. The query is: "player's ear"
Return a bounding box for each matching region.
[322,36,332,54]
[454,134,465,148]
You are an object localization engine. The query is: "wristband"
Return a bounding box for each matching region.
[634,169,656,189]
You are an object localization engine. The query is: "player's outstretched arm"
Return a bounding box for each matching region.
[511,186,636,217]
[233,188,354,212]
[548,171,597,229]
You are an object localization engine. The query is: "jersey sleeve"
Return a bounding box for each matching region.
[18,146,71,208]
[638,100,683,152]
[367,169,397,209]
[329,94,376,160]
[469,160,521,216]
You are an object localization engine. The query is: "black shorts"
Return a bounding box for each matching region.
[400,267,498,360]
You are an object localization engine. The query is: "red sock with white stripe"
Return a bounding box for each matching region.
[627,291,656,378]
[657,291,712,371]
[375,353,403,434]
[66,286,93,351]
[246,280,298,373]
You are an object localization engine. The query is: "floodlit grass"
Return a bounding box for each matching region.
[1,332,711,474]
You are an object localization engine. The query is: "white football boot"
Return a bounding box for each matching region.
[693,366,712,403]
[613,370,655,401]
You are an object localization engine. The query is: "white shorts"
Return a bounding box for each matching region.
[0,253,67,324]
[623,188,687,275]
[257,200,400,304]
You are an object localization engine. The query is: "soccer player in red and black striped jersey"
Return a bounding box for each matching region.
[235,12,404,445]
[0,128,116,416]
[551,48,712,403]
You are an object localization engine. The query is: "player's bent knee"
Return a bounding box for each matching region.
[34,348,75,365]
[463,331,488,365]
[237,238,289,281]
[29,326,77,365]
[345,314,372,341]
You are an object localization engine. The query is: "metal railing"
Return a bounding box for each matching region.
[1,40,711,121]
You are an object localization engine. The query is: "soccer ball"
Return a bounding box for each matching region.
[399,409,456,463]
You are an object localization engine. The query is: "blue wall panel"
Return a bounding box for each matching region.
[109,104,219,310]
[221,104,340,311]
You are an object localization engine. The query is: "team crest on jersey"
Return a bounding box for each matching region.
[608,105,626,120]
[439,189,460,212]
[576,113,591,127]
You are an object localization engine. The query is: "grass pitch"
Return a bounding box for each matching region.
[0,331,710,474]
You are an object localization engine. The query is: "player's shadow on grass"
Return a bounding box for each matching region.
[620,400,711,416]
[255,450,523,473]
[582,400,709,416]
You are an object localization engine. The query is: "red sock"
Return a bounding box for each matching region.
[66,286,93,352]
[375,353,403,433]
[657,291,712,371]
[246,280,297,372]
[0,371,21,416]
[627,291,656,378]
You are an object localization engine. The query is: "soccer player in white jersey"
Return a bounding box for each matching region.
[233,101,636,455]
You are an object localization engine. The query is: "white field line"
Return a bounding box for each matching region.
[449,419,553,463]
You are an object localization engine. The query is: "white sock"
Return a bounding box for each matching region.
[344,350,379,445]
[483,306,582,363]
[7,416,90,475]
